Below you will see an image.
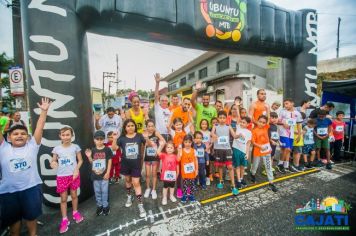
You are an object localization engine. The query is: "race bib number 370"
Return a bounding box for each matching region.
[10,158,31,173]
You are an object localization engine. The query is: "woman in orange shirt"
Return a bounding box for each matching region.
[250,115,277,192]
[177,135,198,203]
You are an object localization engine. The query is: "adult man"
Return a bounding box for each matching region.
[0,108,10,135]
[4,111,26,134]
[169,97,193,133]
[249,89,270,126]
[309,102,335,119]
[169,94,180,112]
[154,73,172,140]
[95,107,123,140]
[215,100,223,112]
[191,81,217,130]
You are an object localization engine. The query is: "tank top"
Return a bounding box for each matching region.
[129,108,145,133]
[253,101,268,122]
[180,148,197,179]
[213,124,231,150]
[144,133,159,162]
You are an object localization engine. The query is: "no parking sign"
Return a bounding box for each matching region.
[9,66,24,96]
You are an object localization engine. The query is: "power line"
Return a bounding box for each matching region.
[317,12,356,17]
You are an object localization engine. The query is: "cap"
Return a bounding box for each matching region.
[94,130,105,138]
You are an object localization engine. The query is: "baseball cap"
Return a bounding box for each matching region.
[94,130,105,139]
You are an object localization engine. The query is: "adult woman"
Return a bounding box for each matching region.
[125,95,149,134]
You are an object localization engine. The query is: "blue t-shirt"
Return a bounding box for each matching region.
[315,118,332,136]
[193,143,208,164]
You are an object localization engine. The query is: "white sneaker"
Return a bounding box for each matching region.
[125,195,133,207]
[206,178,211,186]
[162,197,167,205]
[151,190,157,200]
[169,195,177,203]
[144,188,151,198]
[138,204,147,218]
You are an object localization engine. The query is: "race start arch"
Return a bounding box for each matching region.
[21,0,318,206]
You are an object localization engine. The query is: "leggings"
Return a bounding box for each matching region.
[251,155,274,182]
[182,179,197,196]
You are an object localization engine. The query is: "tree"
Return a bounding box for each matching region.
[0,52,15,110]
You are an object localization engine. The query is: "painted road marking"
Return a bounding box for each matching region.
[148,210,154,223]
[178,203,188,214]
[159,207,167,220]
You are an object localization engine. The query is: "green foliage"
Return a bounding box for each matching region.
[0,52,15,110]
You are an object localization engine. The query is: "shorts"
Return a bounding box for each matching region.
[232,148,248,168]
[56,175,81,194]
[209,153,215,161]
[280,137,294,150]
[292,146,303,154]
[315,137,330,149]
[163,181,175,188]
[144,159,159,165]
[302,144,315,154]
[271,144,277,157]
[121,165,141,178]
[0,185,42,228]
[214,149,232,167]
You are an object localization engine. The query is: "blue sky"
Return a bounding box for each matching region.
[0,0,355,91]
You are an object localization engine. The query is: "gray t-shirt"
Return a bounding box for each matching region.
[213,124,231,150]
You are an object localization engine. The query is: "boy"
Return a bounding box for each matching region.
[0,98,51,236]
[251,115,278,192]
[266,112,279,175]
[331,111,346,162]
[106,131,121,184]
[291,122,304,172]
[232,117,252,189]
[302,119,317,168]
[193,131,209,189]
[314,110,332,169]
[211,111,238,195]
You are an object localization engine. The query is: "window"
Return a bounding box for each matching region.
[217,57,229,72]
[180,77,186,86]
[199,67,208,79]
[168,82,178,92]
[188,72,195,80]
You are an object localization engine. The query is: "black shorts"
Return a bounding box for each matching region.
[214,149,232,163]
[209,153,215,161]
[121,165,141,178]
[163,181,175,188]
[0,185,43,228]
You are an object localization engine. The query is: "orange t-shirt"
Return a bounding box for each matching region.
[172,130,186,148]
[180,148,198,179]
[169,104,179,112]
[170,106,190,126]
[253,101,268,123]
[252,125,271,157]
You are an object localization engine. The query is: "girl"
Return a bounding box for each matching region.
[112,119,152,218]
[157,141,179,205]
[240,108,253,131]
[50,127,84,234]
[200,119,212,185]
[143,119,166,200]
[227,103,241,131]
[177,135,198,203]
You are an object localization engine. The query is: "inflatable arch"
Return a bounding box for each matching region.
[21,0,318,206]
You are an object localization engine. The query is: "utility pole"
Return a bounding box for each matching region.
[336,17,341,58]
[102,72,116,111]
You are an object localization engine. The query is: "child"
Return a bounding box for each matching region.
[232,117,252,189]
[106,131,121,184]
[177,135,198,203]
[170,117,186,198]
[210,117,219,179]
[143,119,166,200]
[240,108,253,131]
[211,111,239,195]
[314,110,332,169]
[50,127,84,233]
[112,119,152,218]
[193,131,209,189]
[331,111,346,162]
[251,115,278,192]
[157,141,179,205]
[268,112,280,162]
[0,98,50,236]
[200,119,212,185]
[291,123,304,172]
[302,119,317,168]
[85,131,112,216]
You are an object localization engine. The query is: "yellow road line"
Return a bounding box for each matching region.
[200,168,319,204]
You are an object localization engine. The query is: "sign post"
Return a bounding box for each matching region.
[9,66,25,96]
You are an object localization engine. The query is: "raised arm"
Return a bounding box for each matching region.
[191,81,202,109]
[154,73,160,104]
[249,102,256,124]
[95,113,102,130]
[34,97,52,145]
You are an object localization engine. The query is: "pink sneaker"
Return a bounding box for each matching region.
[72,211,84,223]
[176,188,183,199]
[59,218,70,234]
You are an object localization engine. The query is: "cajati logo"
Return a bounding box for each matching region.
[200,0,247,42]
[295,197,351,231]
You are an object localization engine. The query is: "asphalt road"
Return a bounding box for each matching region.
[34,162,356,236]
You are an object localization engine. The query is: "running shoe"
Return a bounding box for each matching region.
[232,187,239,196]
[326,163,332,170]
[170,195,177,203]
[202,185,207,190]
[151,190,157,200]
[181,195,187,203]
[241,179,247,187]
[250,173,256,183]
[217,182,224,189]
[73,211,84,223]
[236,181,243,189]
[289,165,298,173]
[59,218,70,234]
[144,188,151,198]
[277,164,286,174]
[206,178,211,186]
[297,165,305,172]
[305,162,312,169]
[103,206,110,216]
[125,195,133,207]
[162,197,167,205]
[138,204,147,218]
[176,188,183,199]
[189,195,196,202]
[96,206,103,216]
[268,183,278,192]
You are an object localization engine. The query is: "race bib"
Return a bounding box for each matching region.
[203,135,210,143]
[261,143,272,154]
[93,159,106,171]
[271,132,279,140]
[163,170,177,181]
[262,111,267,115]
[59,157,73,167]
[317,128,328,135]
[305,132,314,141]
[329,136,335,142]
[335,126,344,132]
[286,118,296,126]
[9,158,31,173]
[196,148,205,158]
[218,136,229,145]
[126,144,139,159]
[237,136,246,144]
[146,147,157,156]
[184,162,195,174]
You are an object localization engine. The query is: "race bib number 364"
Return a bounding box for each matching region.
[163,170,177,181]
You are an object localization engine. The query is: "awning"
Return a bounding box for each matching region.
[322,78,356,97]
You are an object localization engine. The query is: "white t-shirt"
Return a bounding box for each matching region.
[303,126,315,145]
[0,138,42,194]
[52,144,81,177]
[278,109,303,139]
[232,126,252,154]
[99,114,122,138]
[154,102,171,135]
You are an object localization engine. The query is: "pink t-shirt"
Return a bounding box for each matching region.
[159,153,179,182]
[332,120,346,140]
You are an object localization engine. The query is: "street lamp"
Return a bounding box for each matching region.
[102,72,116,111]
